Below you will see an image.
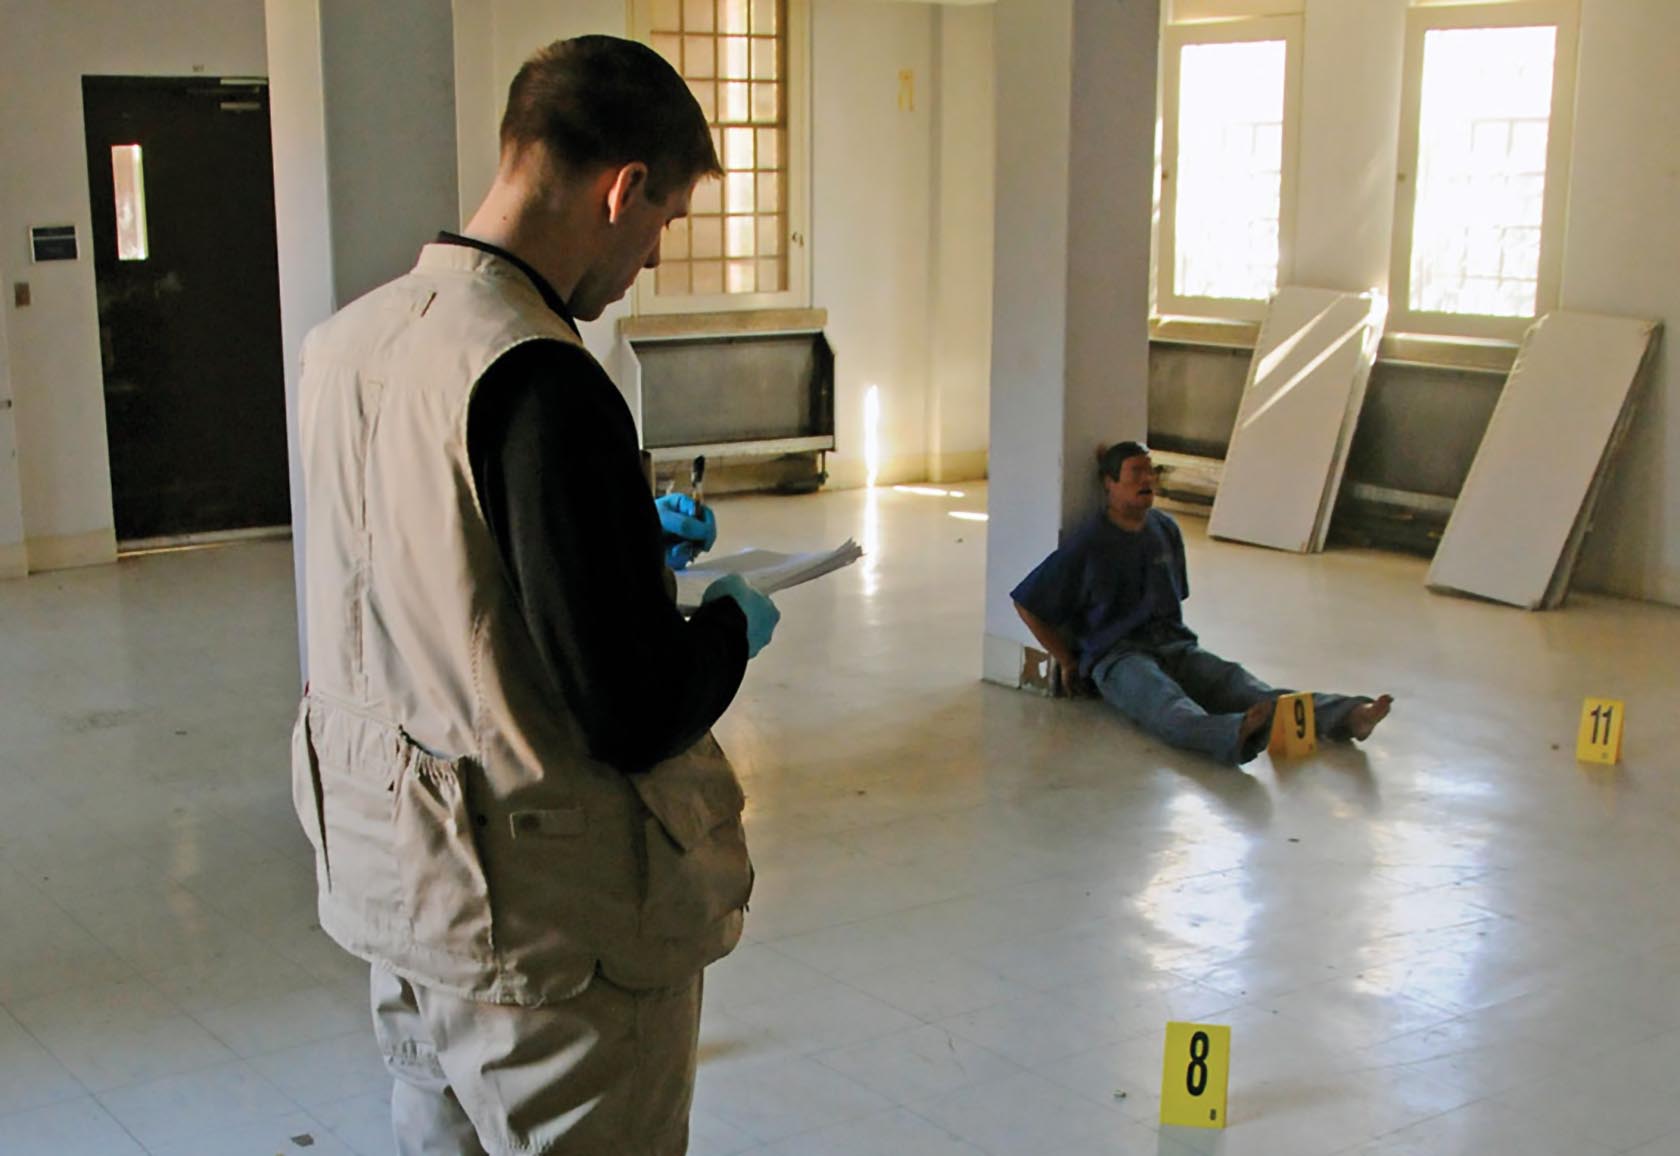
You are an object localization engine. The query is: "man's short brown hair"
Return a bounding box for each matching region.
[499,35,722,198]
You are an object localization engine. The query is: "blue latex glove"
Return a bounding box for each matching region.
[655,492,718,571]
[701,573,780,658]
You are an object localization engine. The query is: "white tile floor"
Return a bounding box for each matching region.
[3,483,1680,1155]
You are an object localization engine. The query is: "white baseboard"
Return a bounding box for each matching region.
[25,528,118,573]
[929,450,988,484]
[982,633,1023,688]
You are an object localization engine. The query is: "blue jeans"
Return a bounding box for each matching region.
[1092,640,1366,766]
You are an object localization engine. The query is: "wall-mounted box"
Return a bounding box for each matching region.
[29,225,78,263]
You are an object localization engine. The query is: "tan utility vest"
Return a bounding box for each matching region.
[290,244,751,1006]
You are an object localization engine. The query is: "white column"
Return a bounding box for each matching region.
[265,0,460,679]
[983,0,1160,685]
[0,311,24,579]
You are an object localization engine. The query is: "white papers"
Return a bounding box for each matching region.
[1427,312,1659,609]
[676,540,864,611]
[1208,287,1386,553]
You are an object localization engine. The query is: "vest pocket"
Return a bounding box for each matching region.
[392,740,494,959]
[631,738,755,940]
[290,700,330,890]
[298,697,494,967]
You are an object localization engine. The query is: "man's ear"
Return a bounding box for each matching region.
[604,162,651,225]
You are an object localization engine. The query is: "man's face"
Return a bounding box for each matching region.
[1103,452,1156,515]
[571,170,696,321]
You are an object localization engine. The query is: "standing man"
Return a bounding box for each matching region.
[1013,441,1390,765]
[290,37,779,1155]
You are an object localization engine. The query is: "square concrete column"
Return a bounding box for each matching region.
[983,0,1160,686]
[265,0,460,679]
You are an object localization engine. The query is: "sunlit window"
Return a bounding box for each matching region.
[110,144,149,262]
[1156,16,1300,321]
[646,0,787,299]
[1393,2,1577,338]
[1409,25,1556,317]
[1173,40,1286,302]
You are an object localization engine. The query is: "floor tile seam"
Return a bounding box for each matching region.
[1482,1055,1680,1145]
[741,1103,950,1153]
[892,1074,1127,1156]
[302,1087,394,1153]
[1350,1087,1605,1153]
[821,956,1035,1028]
[698,1058,899,1142]
[97,1055,327,1115]
[801,1022,1030,1097]
[1163,964,1321,1005]
[0,1057,90,1122]
[67,1043,242,1098]
[1,970,216,1063]
[927,1012,1133,1072]
[180,995,362,1063]
[93,1060,310,1149]
[24,1093,154,1154]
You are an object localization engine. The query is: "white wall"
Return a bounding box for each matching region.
[813,0,936,488]
[0,0,268,572]
[1565,0,1680,605]
[927,6,996,483]
[455,0,633,368]
[1289,0,1406,293]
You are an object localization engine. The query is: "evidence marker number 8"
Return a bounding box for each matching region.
[1186,1030,1210,1095]
[1160,1022,1230,1130]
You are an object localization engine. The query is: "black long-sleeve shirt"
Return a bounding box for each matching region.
[443,233,748,773]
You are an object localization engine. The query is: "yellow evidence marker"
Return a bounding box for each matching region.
[1576,697,1625,765]
[1160,1022,1231,1130]
[1267,692,1316,759]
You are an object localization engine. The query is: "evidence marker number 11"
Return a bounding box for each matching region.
[1160,1022,1231,1129]
[1576,697,1625,765]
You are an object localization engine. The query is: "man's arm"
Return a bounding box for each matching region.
[1015,601,1078,676]
[469,342,749,772]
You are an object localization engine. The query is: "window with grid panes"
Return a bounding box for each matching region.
[1409,25,1557,317]
[1390,1,1578,339]
[647,0,787,299]
[1154,15,1302,323]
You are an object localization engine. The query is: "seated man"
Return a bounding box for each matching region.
[1012,441,1391,766]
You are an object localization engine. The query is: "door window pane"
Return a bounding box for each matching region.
[111,144,150,262]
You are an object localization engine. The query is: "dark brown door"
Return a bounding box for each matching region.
[82,76,289,542]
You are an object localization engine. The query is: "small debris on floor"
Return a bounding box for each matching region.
[291,1137,316,1150]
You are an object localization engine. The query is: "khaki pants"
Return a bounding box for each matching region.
[371,963,703,1155]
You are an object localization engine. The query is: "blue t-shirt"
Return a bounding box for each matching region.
[1011,509,1195,676]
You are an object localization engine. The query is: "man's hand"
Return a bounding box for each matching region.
[656,492,717,571]
[701,573,780,658]
[1015,601,1080,682]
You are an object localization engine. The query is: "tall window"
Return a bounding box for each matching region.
[1156,16,1302,322]
[1392,1,1578,339]
[639,0,807,312]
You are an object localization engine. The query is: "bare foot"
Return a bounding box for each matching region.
[1238,699,1274,748]
[1347,694,1393,741]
